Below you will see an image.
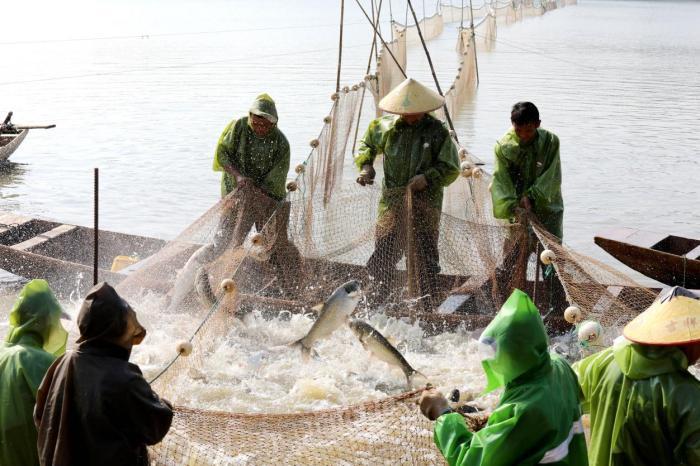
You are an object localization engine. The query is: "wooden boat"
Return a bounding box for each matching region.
[0,213,166,296]
[0,129,28,162]
[595,228,700,288]
[0,111,55,162]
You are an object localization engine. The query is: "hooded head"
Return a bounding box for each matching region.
[249,93,278,124]
[5,279,68,356]
[478,289,549,393]
[76,282,145,348]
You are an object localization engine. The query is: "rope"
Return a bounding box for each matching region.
[405,0,460,143]
[353,0,407,78]
[351,0,384,154]
[336,0,345,94]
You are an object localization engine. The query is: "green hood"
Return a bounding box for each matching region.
[478,289,549,393]
[249,93,278,124]
[612,337,688,380]
[5,279,68,356]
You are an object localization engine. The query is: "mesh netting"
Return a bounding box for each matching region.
[393,12,445,45]
[108,3,658,464]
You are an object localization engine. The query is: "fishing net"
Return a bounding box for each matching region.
[394,12,445,45]
[440,2,491,25]
[366,30,407,117]
[111,3,657,464]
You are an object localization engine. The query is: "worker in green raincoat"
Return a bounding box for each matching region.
[0,280,68,466]
[211,93,291,248]
[491,101,563,239]
[214,93,290,201]
[355,78,460,305]
[419,289,588,466]
[574,286,700,466]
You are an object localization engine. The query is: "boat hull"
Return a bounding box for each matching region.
[0,129,28,161]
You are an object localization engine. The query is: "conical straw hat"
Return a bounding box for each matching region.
[378,78,445,115]
[623,286,700,345]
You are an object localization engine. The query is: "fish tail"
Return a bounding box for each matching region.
[407,370,428,390]
[289,339,313,362]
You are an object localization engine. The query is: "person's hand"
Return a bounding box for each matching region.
[519,196,532,211]
[408,174,428,192]
[356,164,376,186]
[419,388,451,421]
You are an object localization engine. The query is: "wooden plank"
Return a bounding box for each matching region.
[11,224,77,251]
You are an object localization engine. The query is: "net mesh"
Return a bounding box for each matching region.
[110,2,657,464]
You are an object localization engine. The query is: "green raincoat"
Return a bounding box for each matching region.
[574,338,700,466]
[213,94,290,200]
[0,280,67,466]
[355,114,460,216]
[491,128,563,239]
[434,290,588,466]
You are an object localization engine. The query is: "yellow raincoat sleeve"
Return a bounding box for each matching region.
[527,135,561,213]
[355,118,383,169]
[212,119,238,172]
[424,132,460,188]
[491,143,519,220]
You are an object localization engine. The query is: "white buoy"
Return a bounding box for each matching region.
[564,305,582,324]
[176,340,193,356]
[323,116,332,124]
[331,92,339,101]
[221,279,237,294]
[460,161,472,171]
[458,148,468,160]
[449,130,456,138]
[250,233,264,246]
[286,181,298,192]
[309,139,320,148]
[295,164,305,174]
[540,249,557,265]
[577,320,602,345]
[471,167,483,179]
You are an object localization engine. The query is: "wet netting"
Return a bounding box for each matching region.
[110,2,659,464]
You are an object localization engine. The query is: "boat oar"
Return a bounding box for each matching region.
[15,124,56,130]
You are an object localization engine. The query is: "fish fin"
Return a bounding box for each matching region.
[311,303,324,314]
[407,371,428,390]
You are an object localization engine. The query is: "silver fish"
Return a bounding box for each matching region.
[195,266,216,308]
[348,319,424,389]
[292,280,361,360]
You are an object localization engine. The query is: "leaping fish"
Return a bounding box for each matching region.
[291,280,361,360]
[348,318,425,389]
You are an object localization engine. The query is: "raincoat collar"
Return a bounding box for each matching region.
[5,279,68,356]
[478,289,549,393]
[77,339,132,361]
[613,337,688,380]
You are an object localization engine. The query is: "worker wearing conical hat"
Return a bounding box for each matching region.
[574,286,700,466]
[355,78,460,305]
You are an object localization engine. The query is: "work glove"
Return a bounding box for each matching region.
[356,164,376,186]
[418,388,452,421]
[408,174,428,192]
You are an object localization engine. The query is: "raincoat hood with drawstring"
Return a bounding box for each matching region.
[0,280,67,466]
[433,290,588,466]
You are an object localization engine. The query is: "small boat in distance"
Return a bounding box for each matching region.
[0,112,55,162]
[595,227,700,288]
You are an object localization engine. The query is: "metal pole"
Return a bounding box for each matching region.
[469,0,480,86]
[336,0,345,93]
[353,0,407,77]
[93,168,99,285]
